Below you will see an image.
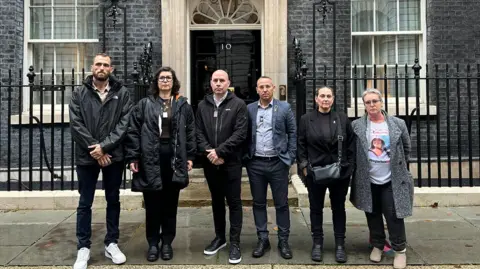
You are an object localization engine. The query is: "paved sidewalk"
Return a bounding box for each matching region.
[1,206,479,266]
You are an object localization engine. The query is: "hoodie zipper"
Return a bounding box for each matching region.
[214,105,219,148]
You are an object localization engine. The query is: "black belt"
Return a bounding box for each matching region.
[253,155,279,161]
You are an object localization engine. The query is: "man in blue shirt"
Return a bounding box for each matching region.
[244,76,297,259]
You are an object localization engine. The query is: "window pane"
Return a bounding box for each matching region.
[78,7,99,39]
[56,44,77,71]
[31,0,51,5]
[54,0,75,5]
[56,74,73,104]
[376,0,397,31]
[375,35,396,65]
[53,8,75,39]
[31,7,52,39]
[78,0,97,5]
[351,67,372,97]
[33,76,53,105]
[398,35,418,65]
[352,0,374,31]
[352,36,372,65]
[386,68,415,97]
[80,43,98,71]
[33,44,54,72]
[399,0,420,30]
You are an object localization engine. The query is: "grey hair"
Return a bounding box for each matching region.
[362,88,383,102]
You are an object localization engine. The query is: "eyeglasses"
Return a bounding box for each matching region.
[158,76,173,82]
[364,99,381,106]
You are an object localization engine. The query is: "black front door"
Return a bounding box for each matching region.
[190,30,261,112]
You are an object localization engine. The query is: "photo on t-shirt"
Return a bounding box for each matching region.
[368,130,390,162]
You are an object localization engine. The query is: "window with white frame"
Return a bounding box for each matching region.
[27,0,99,108]
[351,0,425,99]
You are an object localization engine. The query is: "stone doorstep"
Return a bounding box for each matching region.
[290,174,480,208]
[2,175,480,210]
[0,181,298,210]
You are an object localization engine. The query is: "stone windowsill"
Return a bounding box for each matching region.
[10,110,70,125]
[347,103,437,117]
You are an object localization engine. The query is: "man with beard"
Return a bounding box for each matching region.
[70,53,133,269]
[196,69,247,264]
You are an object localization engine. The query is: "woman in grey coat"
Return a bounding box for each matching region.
[350,88,413,269]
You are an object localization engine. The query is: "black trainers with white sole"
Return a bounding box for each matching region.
[203,237,227,255]
[229,243,242,264]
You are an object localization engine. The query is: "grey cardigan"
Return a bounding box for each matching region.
[350,112,414,218]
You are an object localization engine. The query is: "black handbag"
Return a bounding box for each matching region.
[309,114,343,184]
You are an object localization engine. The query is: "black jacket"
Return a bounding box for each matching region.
[125,95,196,191]
[195,92,247,164]
[69,75,133,165]
[297,110,356,180]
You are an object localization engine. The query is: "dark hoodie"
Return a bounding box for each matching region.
[125,95,196,191]
[195,91,248,164]
[69,75,133,165]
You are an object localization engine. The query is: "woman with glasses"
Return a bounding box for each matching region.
[297,86,356,263]
[350,88,413,269]
[125,66,196,262]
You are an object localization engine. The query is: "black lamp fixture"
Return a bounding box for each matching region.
[317,0,334,24]
[100,0,126,29]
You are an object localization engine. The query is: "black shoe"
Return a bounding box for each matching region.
[161,244,173,261]
[278,240,292,259]
[146,245,159,262]
[229,242,242,264]
[335,244,347,263]
[203,237,227,255]
[311,244,323,262]
[252,239,271,258]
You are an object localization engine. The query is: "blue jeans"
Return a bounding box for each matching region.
[76,162,124,250]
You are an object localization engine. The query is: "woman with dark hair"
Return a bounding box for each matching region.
[125,66,196,262]
[297,86,356,263]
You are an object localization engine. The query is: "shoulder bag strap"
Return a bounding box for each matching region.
[336,113,343,163]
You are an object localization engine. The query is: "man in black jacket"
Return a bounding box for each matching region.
[69,53,133,269]
[196,69,247,264]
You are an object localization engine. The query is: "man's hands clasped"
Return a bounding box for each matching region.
[207,149,224,166]
[88,144,112,167]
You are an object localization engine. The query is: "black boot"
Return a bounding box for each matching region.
[335,238,347,263]
[147,245,159,262]
[311,243,323,262]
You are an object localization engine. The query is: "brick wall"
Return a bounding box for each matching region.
[287,0,351,116]
[100,0,162,83]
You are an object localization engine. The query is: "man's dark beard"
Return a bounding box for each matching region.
[93,73,109,81]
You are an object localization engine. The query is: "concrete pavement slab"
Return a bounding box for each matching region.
[0,224,56,246]
[407,239,480,264]
[0,265,479,269]
[123,226,221,265]
[0,210,74,224]
[450,206,480,220]
[406,221,480,240]
[9,222,141,266]
[300,208,370,226]
[64,209,145,224]
[0,246,27,266]
[405,207,466,222]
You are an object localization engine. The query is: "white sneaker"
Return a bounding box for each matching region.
[73,247,90,269]
[105,243,127,264]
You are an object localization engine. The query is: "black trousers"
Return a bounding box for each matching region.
[306,175,350,244]
[366,181,407,251]
[143,140,180,246]
[247,156,290,241]
[76,161,124,249]
[203,159,243,243]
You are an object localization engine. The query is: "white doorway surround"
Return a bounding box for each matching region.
[161,0,288,100]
